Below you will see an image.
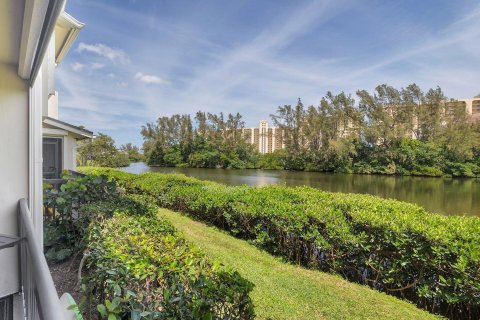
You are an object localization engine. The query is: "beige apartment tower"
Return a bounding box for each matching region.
[242,120,284,154]
[459,97,480,115]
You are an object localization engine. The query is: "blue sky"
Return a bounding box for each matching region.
[57,0,480,147]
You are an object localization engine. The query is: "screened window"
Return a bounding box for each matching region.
[43,138,63,179]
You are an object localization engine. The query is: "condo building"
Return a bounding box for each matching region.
[242,120,285,154]
[459,97,480,116]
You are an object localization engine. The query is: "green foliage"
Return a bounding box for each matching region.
[77,133,130,168]
[44,171,254,319]
[80,168,480,319]
[120,143,144,162]
[142,112,259,169]
[43,173,118,262]
[81,198,254,320]
[256,150,286,170]
[444,162,480,177]
[163,147,184,167]
[139,84,480,177]
[188,150,221,168]
[165,208,439,320]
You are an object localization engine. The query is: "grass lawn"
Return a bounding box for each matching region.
[160,208,440,320]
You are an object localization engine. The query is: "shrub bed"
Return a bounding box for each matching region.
[44,172,254,320]
[80,167,480,319]
[81,197,254,319]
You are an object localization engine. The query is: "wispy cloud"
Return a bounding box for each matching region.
[71,62,85,72]
[90,62,105,70]
[71,61,105,72]
[58,0,480,147]
[116,81,128,88]
[77,42,130,64]
[134,72,170,85]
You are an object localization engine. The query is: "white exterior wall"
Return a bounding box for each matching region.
[241,121,284,154]
[64,135,77,171]
[47,91,59,119]
[271,128,277,153]
[0,63,29,297]
[459,99,473,115]
[259,120,268,154]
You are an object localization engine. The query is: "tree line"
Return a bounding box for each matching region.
[141,112,257,169]
[268,84,480,177]
[103,83,479,177]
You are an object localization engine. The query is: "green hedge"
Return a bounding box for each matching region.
[81,195,254,320]
[80,167,480,319]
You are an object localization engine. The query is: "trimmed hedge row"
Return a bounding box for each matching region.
[80,195,254,319]
[80,167,480,319]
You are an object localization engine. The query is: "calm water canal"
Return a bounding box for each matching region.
[122,162,480,217]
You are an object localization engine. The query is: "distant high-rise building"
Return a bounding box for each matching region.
[459,97,480,116]
[242,120,284,154]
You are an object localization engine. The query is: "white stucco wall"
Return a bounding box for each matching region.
[64,135,77,171]
[43,133,78,172]
[0,62,28,297]
[47,91,59,119]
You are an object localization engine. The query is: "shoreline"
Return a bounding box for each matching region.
[128,162,480,179]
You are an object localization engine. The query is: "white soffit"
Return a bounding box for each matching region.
[0,0,25,65]
[18,0,49,79]
[43,128,68,136]
[55,12,85,65]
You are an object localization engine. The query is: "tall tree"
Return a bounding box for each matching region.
[120,143,143,162]
[77,133,130,167]
[271,98,306,154]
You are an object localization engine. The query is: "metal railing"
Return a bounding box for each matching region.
[18,199,64,320]
[44,170,87,221]
[44,170,87,190]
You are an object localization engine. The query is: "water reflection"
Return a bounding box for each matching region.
[122,162,480,217]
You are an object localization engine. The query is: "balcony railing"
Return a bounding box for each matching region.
[44,169,86,190]
[18,198,64,320]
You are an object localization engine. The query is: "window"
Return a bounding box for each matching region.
[472,100,480,114]
[43,138,62,179]
[0,295,13,320]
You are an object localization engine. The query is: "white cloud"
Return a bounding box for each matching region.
[71,62,86,72]
[134,72,171,85]
[90,62,105,70]
[71,62,105,72]
[77,42,130,64]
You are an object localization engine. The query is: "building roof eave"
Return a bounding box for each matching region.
[55,12,85,64]
[18,0,67,82]
[42,116,93,140]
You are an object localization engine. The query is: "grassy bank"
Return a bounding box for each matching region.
[161,208,438,319]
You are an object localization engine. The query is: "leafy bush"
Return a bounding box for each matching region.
[81,198,254,320]
[188,151,221,168]
[43,173,118,262]
[79,167,480,319]
[44,172,254,319]
[352,161,374,174]
[410,165,443,177]
[257,150,286,170]
[444,162,480,178]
